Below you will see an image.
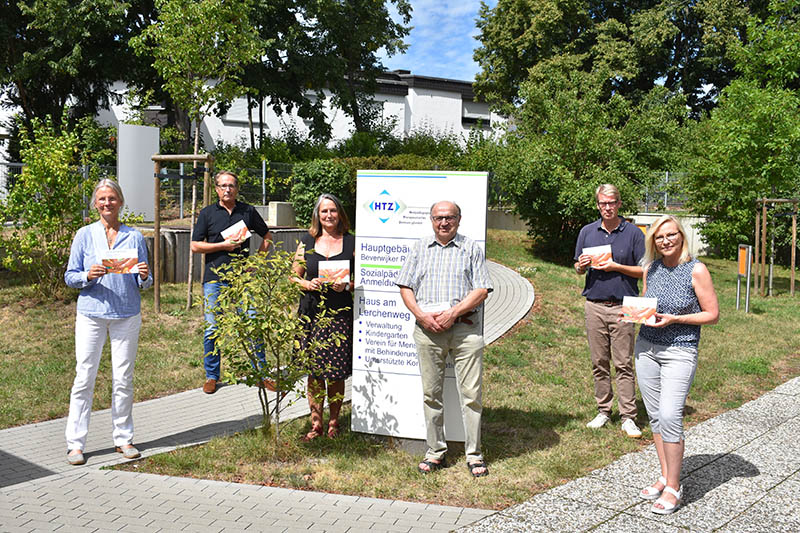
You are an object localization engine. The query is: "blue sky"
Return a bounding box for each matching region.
[380,0,498,83]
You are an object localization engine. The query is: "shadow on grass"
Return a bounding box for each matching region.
[482,406,575,461]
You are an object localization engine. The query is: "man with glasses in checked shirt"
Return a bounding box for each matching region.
[574,184,644,438]
[396,200,493,477]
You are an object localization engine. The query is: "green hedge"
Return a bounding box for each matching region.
[290,154,455,226]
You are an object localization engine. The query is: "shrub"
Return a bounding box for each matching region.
[0,116,92,298]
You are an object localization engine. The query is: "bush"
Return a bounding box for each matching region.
[0,116,92,298]
[290,159,354,227]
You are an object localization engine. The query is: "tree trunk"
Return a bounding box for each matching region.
[247,93,255,150]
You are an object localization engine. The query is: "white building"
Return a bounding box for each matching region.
[103,70,502,151]
[1,70,502,164]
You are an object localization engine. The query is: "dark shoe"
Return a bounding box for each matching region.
[467,461,489,478]
[418,457,447,474]
[115,444,141,459]
[203,378,217,394]
[67,450,85,466]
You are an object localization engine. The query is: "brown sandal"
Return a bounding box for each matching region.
[327,419,340,439]
[301,424,324,442]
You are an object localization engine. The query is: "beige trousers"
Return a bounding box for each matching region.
[584,300,637,420]
[413,322,484,463]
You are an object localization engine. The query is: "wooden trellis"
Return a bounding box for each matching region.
[754,198,797,297]
[151,153,214,314]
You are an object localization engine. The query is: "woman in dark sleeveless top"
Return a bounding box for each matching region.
[291,194,354,441]
[634,215,719,515]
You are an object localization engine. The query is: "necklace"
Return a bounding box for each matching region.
[104,224,120,248]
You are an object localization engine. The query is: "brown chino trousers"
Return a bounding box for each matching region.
[584,300,637,420]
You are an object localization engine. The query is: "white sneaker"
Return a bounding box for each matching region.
[622,418,642,438]
[586,413,610,429]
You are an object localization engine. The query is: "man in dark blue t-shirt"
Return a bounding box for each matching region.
[574,184,644,438]
[191,171,271,394]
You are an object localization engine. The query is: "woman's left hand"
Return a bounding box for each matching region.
[652,313,679,328]
[137,262,149,280]
[331,280,346,292]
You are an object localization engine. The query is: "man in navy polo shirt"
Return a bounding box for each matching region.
[191,171,271,394]
[574,184,644,438]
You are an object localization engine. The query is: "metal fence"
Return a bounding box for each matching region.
[1,160,295,221]
[642,171,688,211]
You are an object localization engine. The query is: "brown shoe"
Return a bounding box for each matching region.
[203,378,217,394]
[262,378,277,392]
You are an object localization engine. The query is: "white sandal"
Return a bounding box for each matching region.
[640,476,667,500]
[652,485,683,515]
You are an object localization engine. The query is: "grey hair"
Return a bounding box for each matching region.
[214,170,239,187]
[91,179,125,209]
[429,201,461,217]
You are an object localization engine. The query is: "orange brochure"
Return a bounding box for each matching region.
[318,260,350,283]
[583,244,612,267]
[620,296,657,325]
[221,220,251,244]
[101,249,139,274]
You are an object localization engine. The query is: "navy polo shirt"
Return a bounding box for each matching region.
[574,218,644,301]
[192,200,269,283]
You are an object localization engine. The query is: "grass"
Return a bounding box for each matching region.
[0,279,206,429]
[3,229,799,508]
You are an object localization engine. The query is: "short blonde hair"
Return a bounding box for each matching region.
[595,184,620,202]
[643,215,691,265]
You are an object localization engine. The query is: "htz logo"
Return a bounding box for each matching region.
[365,190,406,223]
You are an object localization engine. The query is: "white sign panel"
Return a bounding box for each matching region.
[351,170,488,440]
[117,123,159,221]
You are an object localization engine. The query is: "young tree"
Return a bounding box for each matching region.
[131,0,264,308]
[212,249,344,444]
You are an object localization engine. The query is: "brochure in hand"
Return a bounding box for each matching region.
[620,296,657,325]
[583,244,612,267]
[318,260,350,283]
[221,220,251,244]
[101,249,139,274]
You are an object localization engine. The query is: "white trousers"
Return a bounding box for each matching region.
[65,313,142,451]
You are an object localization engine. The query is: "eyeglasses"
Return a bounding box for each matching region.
[431,215,458,223]
[216,184,237,190]
[654,232,681,244]
[597,201,619,207]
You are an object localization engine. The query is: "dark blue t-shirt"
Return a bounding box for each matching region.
[574,218,645,301]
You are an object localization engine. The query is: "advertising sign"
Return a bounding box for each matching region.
[351,170,488,440]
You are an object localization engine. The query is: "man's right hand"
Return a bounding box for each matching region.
[576,254,592,273]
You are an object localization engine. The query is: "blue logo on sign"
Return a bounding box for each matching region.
[365,190,406,223]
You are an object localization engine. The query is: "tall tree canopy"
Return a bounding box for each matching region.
[683,0,800,258]
[0,0,129,133]
[473,0,769,116]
